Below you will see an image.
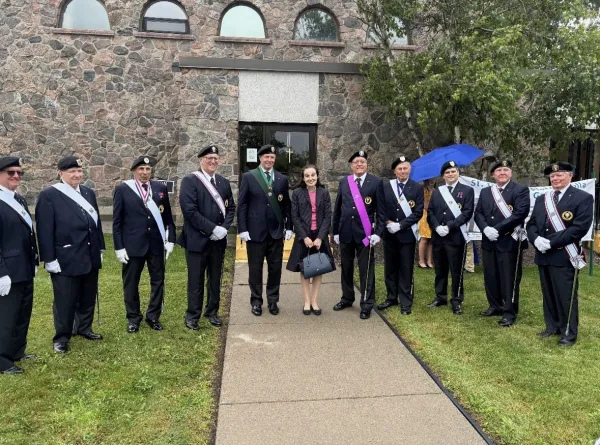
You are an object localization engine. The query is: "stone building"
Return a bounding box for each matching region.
[0,0,420,220]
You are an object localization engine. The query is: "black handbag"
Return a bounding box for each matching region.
[302,251,334,279]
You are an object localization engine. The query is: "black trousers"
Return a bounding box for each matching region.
[122,250,165,324]
[433,242,466,305]
[482,246,523,321]
[0,281,34,371]
[185,241,226,321]
[539,265,578,342]
[51,270,99,343]
[340,241,375,310]
[383,235,416,308]
[246,236,284,306]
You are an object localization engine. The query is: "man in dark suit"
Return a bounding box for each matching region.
[527,161,593,346]
[113,156,176,333]
[377,156,424,315]
[36,156,105,353]
[474,160,529,326]
[178,145,235,329]
[332,149,385,320]
[238,145,292,316]
[426,160,475,315]
[0,157,38,375]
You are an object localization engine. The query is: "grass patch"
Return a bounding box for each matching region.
[373,265,600,445]
[0,237,234,445]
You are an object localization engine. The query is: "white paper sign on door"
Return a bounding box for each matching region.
[247,148,257,162]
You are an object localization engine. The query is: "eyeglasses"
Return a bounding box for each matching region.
[4,170,24,178]
[203,157,220,163]
[352,160,367,165]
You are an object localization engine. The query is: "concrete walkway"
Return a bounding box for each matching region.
[215,265,486,445]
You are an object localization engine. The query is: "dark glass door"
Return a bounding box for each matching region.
[239,123,316,184]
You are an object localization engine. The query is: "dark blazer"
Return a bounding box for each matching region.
[0,196,38,283]
[35,184,105,276]
[526,185,593,267]
[177,172,235,253]
[379,178,424,244]
[112,180,176,257]
[427,182,475,246]
[333,173,385,244]
[474,181,530,252]
[237,169,292,242]
[290,187,331,242]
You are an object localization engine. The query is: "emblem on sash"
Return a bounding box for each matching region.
[159,205,164,213]
[408,200,415,208]
[457,203,462,209]
[552,164,559,172]
[562,211,573,221]
[508,205,513,211]
[225,199,228,207]
[277,194,283,202]
[365,196,372,205]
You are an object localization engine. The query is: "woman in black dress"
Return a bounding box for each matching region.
[286,165,335,315]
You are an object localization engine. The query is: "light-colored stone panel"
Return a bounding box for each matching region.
[239,71,319,123]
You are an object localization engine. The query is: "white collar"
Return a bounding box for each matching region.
[496,180,510,189]
[0,184,16,198]
[555,185,570,196]
[396,178,408,185]
[260,166,273,175]
[201,169,216,181]
[353,173,367,181]
[445,181,458,188]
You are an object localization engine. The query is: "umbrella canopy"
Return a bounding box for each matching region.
[409,143,485,182]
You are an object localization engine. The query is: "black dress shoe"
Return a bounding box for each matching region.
[185,320,199,330]
[452,304,463,315]
[1,365,24,375]
[80,331,103,340]
[427,299,447,308]
[333,301,352,311]
[480,307,503,316]
[498,318,514,327]
[359,310,371,320]
[401,307,412,315]
[377,300,398,310]
[145,319,164,331]
[268,303,279,315]
[53,342,69,353]
[127,323,140,333]
[537,330,559,338]
[558,338,576,347]
[15,354,37,361]
[303,307,311,315]
[207,315,223,327]
[251,305,262,316]
[311,306,322,316]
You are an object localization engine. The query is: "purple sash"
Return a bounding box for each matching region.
[347,175,372,246]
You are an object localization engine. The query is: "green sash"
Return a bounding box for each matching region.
[250,168,283,226]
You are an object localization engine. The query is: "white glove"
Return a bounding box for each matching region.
[115,249,129,265]
[534,237,551,253]
[239,231,251,242]
[483,226,499,241]
[334,235,340,245]
[285,230,294,241]
[34,266,38,277]
[386,222,401,234]
[370,234,381,246]
[435,225,449,237]
[164,242,175,260]
[101,252,104,263]
[45,259,61,274]
[0,275,11,296]
[212,226,228,240]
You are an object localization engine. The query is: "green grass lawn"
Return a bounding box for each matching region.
[0,237,234,445]
[374,265,600,445]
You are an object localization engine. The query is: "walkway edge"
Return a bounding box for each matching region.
[374,308,495,445]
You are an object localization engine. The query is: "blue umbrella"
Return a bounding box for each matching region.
[409,143,485,182]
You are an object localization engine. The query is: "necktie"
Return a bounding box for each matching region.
[554,190,560,204]
[356,177,362,189]
[499,187,504,194]
[448,185,453,194]
[265,171,271,183]
[210,177,216,187]
[142,183,148,192]
[397,181,404,196]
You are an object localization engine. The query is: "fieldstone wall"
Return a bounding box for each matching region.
[0,0,415,210]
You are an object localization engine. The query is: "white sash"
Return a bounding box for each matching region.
[439,185,470,242]
[0,191,33,229]
[544,191,585,269]
[389,180,419,240]
[52,183,98,226]
[192,171,226,217]
[491,185,526,241]
[124,180,166,243]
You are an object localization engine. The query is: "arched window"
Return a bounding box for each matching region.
[220,4,266,38]
[366,19,409,45]
[60,0,110,31]
[294,8,338,42]
[142,0,189,34]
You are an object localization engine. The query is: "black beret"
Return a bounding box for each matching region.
[258,145,277,156]
[489,160,512,174]
[130,156,155,171]
[198,145,220,158]
[57,155,83,171]
[391,156,410,170]
[440,160,458,176]
[0,156,22,171]
[544,161,574,176]
[348,150,368,163]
